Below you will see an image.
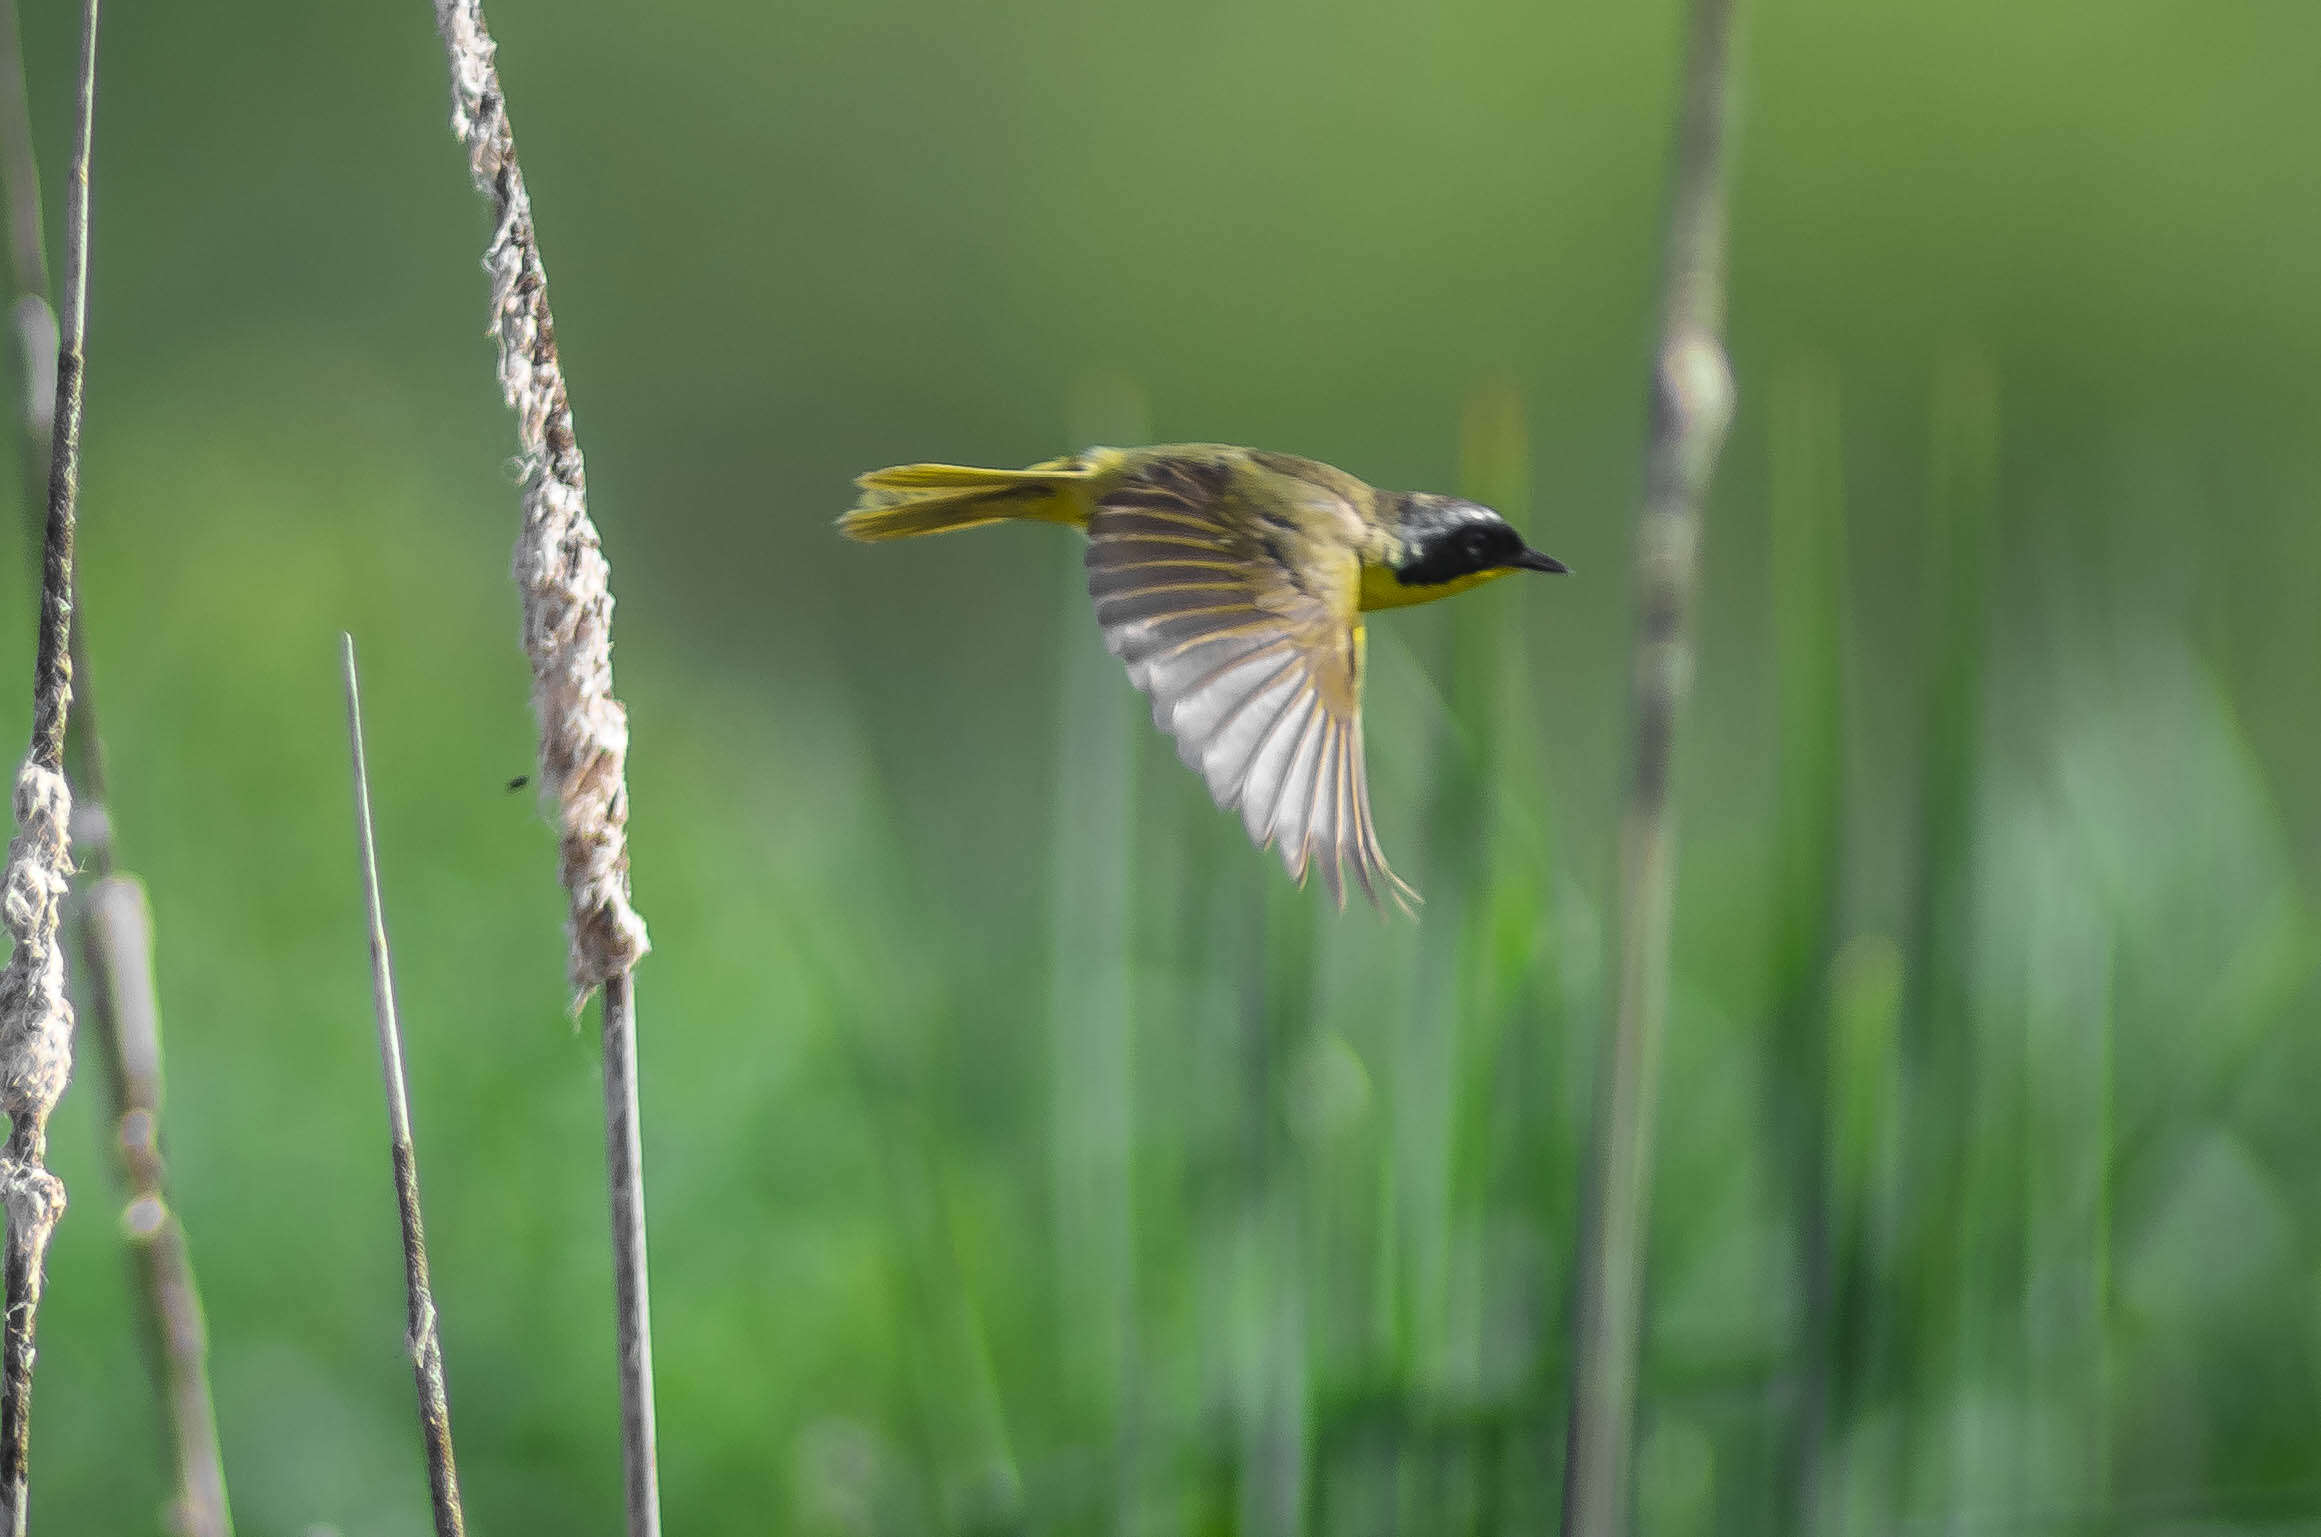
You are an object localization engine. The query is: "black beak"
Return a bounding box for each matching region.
[1512,547,1569,574]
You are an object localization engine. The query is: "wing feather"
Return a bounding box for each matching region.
[1167,647,1300,749]
[1190,664,1308,801]
[1087,530,1238,557]
[1350,730,1417,912]
[1128,625,1279,696]
[1096,595,1247,634]
[1086,538,1244,568]
[1092,567,1243,599]
[1238,689,1320,849]
[1272,705,1334,878]
[1313,723,1347,907]
[1082,454,1416,907]
[1090,509,1223,539]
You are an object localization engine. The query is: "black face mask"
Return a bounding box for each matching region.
[1395,519,1527,587]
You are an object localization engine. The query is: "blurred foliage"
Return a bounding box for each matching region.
[0,0,2315,1532]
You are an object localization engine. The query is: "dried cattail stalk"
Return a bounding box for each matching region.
[0,7,232,1533]
[433,0,647,998]
[0,1,97,1530]
[426,7,660,1536]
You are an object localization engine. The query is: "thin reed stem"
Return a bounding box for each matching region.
[1887,352,1997,1512]
[1052,373,1144,1523]
[0,9,233,1533]
[599,970,659,1535]
[1559,0,1745,1531]
[424,6,658,1532]
[342,635,467,1537]
[0,0,53,562]
[0,0,102,857]
[85,882,232,1537]
[1766,359,1845,1534]
[0,3,95,1530]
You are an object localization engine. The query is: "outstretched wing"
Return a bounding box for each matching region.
[1084,455,1416,910]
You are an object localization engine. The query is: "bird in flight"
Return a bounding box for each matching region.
[840,444,1566,910]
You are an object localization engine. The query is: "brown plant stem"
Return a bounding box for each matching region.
[0,2,95,1530]
[0,8,233,1536]
[599,970,659,1534]
[87,882,231,1537]
[1558,0,1745,1532]
[342,635,468,1537]
[425,5,658,1533]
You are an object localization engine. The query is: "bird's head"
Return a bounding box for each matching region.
[1386,493,1567,593]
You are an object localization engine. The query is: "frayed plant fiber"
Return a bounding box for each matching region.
[0,761,72,1218]
[435,0,648,998]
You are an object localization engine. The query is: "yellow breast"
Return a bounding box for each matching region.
[1357,562,1515,612]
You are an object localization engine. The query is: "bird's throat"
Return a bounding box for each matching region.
[1357,562,1514,612]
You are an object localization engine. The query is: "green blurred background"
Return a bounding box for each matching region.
[2,0,2318,1531]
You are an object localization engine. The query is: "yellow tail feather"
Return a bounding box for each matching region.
[838,453,1117,542]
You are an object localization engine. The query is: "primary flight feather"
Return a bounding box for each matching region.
[839,443,1566,910]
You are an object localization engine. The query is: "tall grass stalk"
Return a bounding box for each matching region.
[425,5,660,1531]
[1824,934,1901,1527]
[2019,838,2113,1515]
[872,1118,1024,1531]
[0,9,232,1532]
[1405,377,1543,1527]
[1891,352,1996,1517]
[1558,0,1745,1530]
[1390,381,1529,1433]
[1466,384,1582,1534]
[341,635,468,1537]
[1474,382,1573,1531]
[1052,373,1148,1532]
[0,3,93,1529]
[1239,874,1315,1537]
[1765,359,1845,1532]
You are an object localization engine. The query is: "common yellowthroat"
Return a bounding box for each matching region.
[840,444,1566,909]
